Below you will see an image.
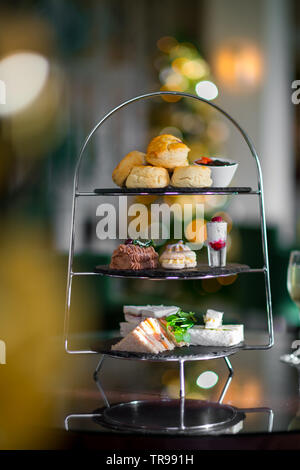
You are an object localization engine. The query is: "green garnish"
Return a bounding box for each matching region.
[165,309,201,343]
[133,239,156,248]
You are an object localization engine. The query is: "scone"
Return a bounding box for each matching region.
[171,165,212,187]
[126,166,170,188]
[146,134,190,169]
[112,151,146,187]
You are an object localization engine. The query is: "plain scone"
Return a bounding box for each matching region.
[126,165,170,188]
[146,134,190,169]
[171,165,212,187]
[112,150,146,187]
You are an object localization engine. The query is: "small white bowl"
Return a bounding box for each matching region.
[195,157,238,187]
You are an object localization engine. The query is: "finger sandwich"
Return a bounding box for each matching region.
[120,305,180,338]
[123,305,179,323]
[112,317,175,353]
[189,324,244,347]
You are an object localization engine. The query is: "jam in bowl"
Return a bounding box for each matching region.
[193,156,239,187]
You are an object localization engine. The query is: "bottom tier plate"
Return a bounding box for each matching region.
[94,399,245,434]
[91,337,244,361]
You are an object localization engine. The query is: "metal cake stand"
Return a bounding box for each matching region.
[64,91,274,433]
[65,368,274,435]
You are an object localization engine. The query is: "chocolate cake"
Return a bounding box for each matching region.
[109,243,159,270]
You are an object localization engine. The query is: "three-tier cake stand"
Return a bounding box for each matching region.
[64,91,274,433]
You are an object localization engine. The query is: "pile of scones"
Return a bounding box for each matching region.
[112,134,213,188]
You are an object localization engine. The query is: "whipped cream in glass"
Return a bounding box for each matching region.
[206,217,227,267]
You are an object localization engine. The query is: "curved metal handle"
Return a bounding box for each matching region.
[73,90,263,193]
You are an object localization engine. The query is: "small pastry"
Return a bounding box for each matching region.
[125,165,170,188]
[171,165,212,187]
[159,240,197,269]
[109,239,158,270]
[112,150,146,187]
[160,251,186,270]
[146,134,190,169]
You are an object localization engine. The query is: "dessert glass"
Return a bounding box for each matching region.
[206,219,227,267]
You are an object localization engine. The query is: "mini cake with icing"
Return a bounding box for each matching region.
[109,239,158,270]
[159,240,197,270]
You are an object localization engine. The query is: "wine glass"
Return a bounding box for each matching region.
[281,251,300,366]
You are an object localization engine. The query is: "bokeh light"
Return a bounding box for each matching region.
[157,36,178,53]
[214,40,263,92]
[185,218,207,247]
[0,52,49,116]
[196,371,219,389]
[181,59,209,80]
[159,126,183,139]
[217,274,238,286]
[195,80,219,100]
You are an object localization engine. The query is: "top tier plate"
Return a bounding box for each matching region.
[93,186,255,196]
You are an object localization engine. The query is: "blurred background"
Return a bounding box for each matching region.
[0,0,300,447]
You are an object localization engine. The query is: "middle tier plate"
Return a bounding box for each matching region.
[94,262,252,280]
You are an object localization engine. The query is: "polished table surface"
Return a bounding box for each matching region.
[52,330,300,449]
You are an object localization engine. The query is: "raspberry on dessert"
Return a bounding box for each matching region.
[211,216,223,222]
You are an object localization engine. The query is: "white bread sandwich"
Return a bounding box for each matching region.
[112,317,176,353]
[123,305,179,324]
[189,325,244,347]
[120,321,136,338]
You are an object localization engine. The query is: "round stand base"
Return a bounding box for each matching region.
[94,399,245,434]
